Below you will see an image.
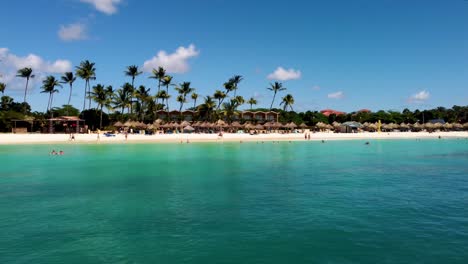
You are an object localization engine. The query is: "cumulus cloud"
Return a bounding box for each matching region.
[80,0,122,15]
[142,44,200,74]
[0,48,72,91]
[267,67,301,81]
[58,23,88,41]
[409,90,430,103]
[328,91,344,99]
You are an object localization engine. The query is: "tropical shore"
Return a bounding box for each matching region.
[0,131,467,145]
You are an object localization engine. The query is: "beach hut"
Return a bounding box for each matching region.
[339,121,362,133]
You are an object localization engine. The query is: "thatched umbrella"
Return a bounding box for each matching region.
[424,122,435,131]
[114,121,124,127]
[299,122,308,129]
[244,123,254,130]
[463,123,468,130]
[316,122,327,131]
[183,125,195,132]
[412,122,421,131]
[231,121,242,128]
[255,124,264,130]
[154,118,164,124]
[368,123,377,132]
[433,122,443,130]
[287,122,297,129]
[443,123,453,131]
[332,121,341,130]
[123,120,132,127]
[453,123,463,130]
[180,120,191,127]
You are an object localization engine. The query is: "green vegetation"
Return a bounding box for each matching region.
[0,60,467,132]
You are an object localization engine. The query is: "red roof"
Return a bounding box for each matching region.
[358,109,371,113]
[320,109,346,116]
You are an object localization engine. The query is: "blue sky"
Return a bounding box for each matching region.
[1,0,467,112]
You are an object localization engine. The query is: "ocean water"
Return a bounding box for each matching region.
[0,139,467,264]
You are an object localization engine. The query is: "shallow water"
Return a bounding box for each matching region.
[1,139,467,263]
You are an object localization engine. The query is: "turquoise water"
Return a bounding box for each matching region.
[0,139,467,263]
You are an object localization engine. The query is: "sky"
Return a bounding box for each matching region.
[0,0,467,113]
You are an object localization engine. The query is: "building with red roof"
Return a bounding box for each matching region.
[320,109,346,117]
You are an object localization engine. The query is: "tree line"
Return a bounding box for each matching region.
[1,60,296,129]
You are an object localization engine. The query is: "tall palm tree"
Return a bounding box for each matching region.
[233,95,245,109]
[60,72,76,115]
[247,97,257,110]
[156,90,169,109]
[89,84,113,129]
[213,90,226,110]
[124,65,142,114]
[0,82,5,95]
[229,75,243,96]
[161,75,173,110]
[16,67,35,103]
[159,90,171,111]
[75,60,96,111]
[223,79,235,98]
[176,95,186,112]
[135,85,150,120]
[175,82,194,111]
[200,96,216,121]
[122,82,134,113]
[280,94,295,111]
[267,82,286,110]
[40,76,62,113]
[113,86,131,114]
[222,99,238,123]
[149,67,166,104]
[191,92,198,108]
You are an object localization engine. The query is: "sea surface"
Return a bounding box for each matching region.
[0,139,467,264]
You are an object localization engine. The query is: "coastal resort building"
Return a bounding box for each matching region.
[320,109,346,117]
[156,110,197,121]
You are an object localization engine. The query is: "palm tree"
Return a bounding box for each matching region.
[60,72,76,114]
[135,85,150,120]
[149,67,166,104]
[113,88,131,114]
[159,90,171,111]
[89,84,113,129]
[247,97,257,110]
[121,82,134,113]
[199,96,216,121]
[229,75,243,96]
[222,99,238,123]
[223,79,235,98]
[0,82,5,95]
[267,82,286,110]
[161,75,174,110]
[124,65,142,114]
[75,60,96,111]
[191,92,198,108]
[280,94,295,111]
[40,76,62,113]
[213,90,226,110]
[156,90,169,109]
[233,95,245,108]
[176,95,186,112]
[16,67,35,103]
[175,82,194,111]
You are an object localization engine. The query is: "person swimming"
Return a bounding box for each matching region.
[50,150,57,155]
[59,150,64,155]
[365,141,370,145]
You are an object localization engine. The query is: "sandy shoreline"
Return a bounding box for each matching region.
[0,131,467,145]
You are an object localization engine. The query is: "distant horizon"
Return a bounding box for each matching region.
[1,0,467,112]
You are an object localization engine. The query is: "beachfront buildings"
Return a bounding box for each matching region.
[155,110,280,123]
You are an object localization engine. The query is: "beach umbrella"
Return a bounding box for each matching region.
[443,123,453,131]
[463,123,468,130]
[180,120,191,127]
[299,123,308,129]
[123,120,132,127]
[287,122,297,129]
[453,123,463,130]
[255,124,264,130]
[433,122,443,130]
[230,121,242,128]
[183,125,195,132]
[114,121,124,127]
[154,118,164,124]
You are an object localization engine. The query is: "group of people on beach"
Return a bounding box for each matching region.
[304,133,311,140]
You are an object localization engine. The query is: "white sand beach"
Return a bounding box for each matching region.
[0,131,467,145]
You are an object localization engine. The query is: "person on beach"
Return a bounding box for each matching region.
[305,133,307,140]
[308,133,311,140]
[124,132,128,141]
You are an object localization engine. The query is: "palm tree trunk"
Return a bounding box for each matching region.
[193,100,196,108]
[83,80,88,111]
[47,94,51,113]
[100,105,103,129]
[156,80,161,104]
[179,102,183,112]
[50,93,54,115]
[23,77,29,103]
[67,84,73,116]
[250,103,253,110]
[270,92,277,110]
[130,78,134,114]
[88,81,92,109]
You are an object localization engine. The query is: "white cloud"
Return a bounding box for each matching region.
[142,44,200,74]
[58,23,88,41]
[80,0,122,15]
[0,48,72,91]
[409,90,430,103]
[267,67,301,81]
[328,91,344,99]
